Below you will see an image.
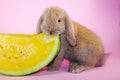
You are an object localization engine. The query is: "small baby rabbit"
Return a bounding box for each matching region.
[36,6,107,73]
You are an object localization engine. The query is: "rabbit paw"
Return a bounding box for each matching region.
[68,62,93,73]
[47,65,60,71]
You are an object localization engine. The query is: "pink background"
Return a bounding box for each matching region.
[0,0,120,80]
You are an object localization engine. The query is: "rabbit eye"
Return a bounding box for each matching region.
[58,18,61,23]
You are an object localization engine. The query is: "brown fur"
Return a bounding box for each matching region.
[36,6,106,73]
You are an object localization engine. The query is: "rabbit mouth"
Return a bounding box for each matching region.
[42,27,65,36]
[44,30,62,36]
[47,31,61,36]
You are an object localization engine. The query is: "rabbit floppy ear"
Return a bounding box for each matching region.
[36,15,43,34]
[65,15,76,46]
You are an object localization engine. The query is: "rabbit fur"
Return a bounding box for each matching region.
[36,6,107,73]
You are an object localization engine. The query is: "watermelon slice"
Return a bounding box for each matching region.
[0,33,60,76]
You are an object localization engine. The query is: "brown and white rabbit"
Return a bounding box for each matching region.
[36,6,107,73]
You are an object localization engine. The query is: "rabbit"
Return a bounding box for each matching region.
[36,6,107,73]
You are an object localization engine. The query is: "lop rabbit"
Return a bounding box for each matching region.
[36,6,107,73]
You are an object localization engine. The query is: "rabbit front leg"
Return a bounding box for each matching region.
[47,34,66,71]
[47,50,65,71]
